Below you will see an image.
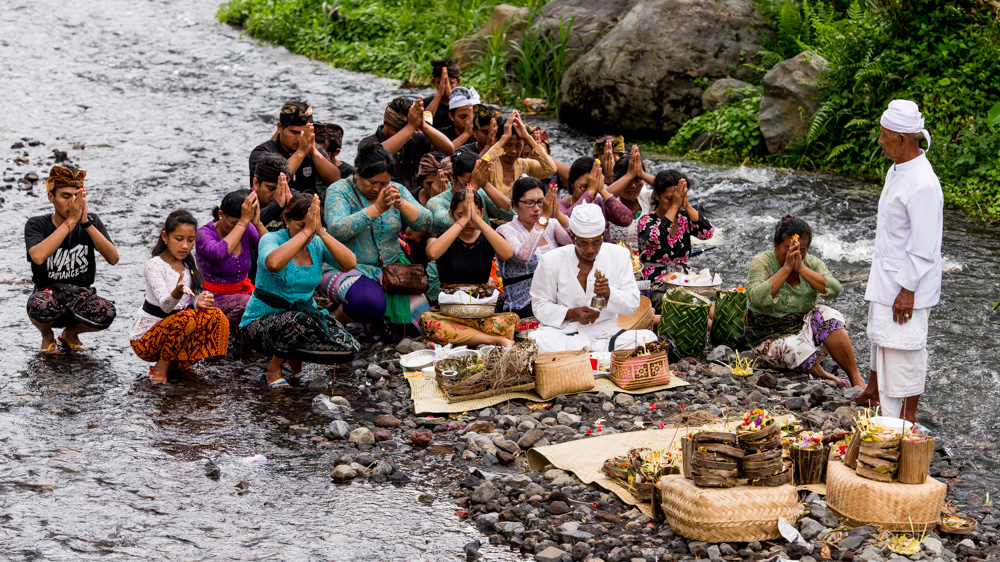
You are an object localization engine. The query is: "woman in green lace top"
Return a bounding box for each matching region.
[744,217,866,390]
[321,139,434,333]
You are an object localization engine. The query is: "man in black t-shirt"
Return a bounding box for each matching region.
[25,165,119,354]
[362,96,456,196]
[248,100,341,198]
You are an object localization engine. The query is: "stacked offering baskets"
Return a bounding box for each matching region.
[690,431,743,488]
[737,410,793,486]
[855,418,901,483]
[602,448,680,502]
[789,431,826,485]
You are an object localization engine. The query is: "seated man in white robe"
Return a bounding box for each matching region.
[529,202,658,354]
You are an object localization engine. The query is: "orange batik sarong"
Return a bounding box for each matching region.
[131,308,229,371]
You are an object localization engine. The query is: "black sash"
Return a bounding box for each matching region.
[142,300,191,319]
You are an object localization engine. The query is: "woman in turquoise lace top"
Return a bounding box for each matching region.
[241,194,361,389]
[321,139,434,333]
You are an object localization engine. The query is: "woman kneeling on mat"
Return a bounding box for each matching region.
[419,187,519,347]
[130,210,229,384]
[240,194,361,389]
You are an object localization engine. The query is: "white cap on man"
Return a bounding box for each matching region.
[568,202,605,238]
[449,87,481,110]
[880,99,931,148]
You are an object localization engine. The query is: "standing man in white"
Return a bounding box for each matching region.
[856,100,943,423]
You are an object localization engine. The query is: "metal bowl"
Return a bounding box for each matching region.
[399,349,435,371]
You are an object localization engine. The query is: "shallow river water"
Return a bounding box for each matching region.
[1,0,998,559]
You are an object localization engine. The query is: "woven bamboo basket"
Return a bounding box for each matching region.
[439,302,496,319]
[898,436,935,485]
[660,475,800,542]
[610,350,671,390]
[826,460,946,532]
[616,296,655,331]
[534,349,594,400]
[790,447,827,485]
[681,437,693,479]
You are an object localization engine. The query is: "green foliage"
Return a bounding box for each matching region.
[216,0,535,82]
[216,0,571,110]
[667,87,767,161]
[735,0,1000,222]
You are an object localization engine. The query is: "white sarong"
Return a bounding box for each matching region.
[866,302,931,418]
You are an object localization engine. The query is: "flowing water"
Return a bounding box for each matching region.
[1,0,997,559]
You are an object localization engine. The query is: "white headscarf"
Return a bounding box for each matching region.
[569,202,605,238]
[449,87,481,110]
[880,99,931,149]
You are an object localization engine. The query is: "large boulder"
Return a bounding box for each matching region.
[452,4,532,69]
[530,0,641,64]
[558,0,768,137]
[758,51,829,153]
[702,78,752,111]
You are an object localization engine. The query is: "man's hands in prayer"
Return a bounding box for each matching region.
[893,288,915,325]
[567,306,600,325]
[436,67,453,104]
[276,172,293,207]
[407,97,425,130]
[296,123,316,158]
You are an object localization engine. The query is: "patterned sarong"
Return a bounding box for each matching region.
[419,311,519,344]
[242,310,359,364]
[130,308,229,371]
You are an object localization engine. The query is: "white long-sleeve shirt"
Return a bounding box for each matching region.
[530,243,640,340]
[130,256,193,341]
[865,152,943,309]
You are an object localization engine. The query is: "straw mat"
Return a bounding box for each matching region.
[525,415,797,518]
[405,371,688,415]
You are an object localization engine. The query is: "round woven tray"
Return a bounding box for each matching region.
[616,295,654,331]
[826,460,946,532]
[660,474,800,542]
[439,302,496,319]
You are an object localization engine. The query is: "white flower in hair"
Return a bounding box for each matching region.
[520,173,529,179]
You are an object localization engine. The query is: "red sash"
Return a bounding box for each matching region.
[203,278,254,295]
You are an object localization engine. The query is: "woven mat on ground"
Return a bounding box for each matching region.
[526,416,799,518]
[405,372,688,415]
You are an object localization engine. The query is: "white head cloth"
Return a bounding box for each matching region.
[449,87,481,110]
[880,99,931,149]
[569,202,605,238]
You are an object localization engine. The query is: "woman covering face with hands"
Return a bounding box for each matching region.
[637,170,715,288]
[131,210,229,384]
[419,187,520,347]
[484,110,557,197]
[322,138,435,335]
[240,195,360,389]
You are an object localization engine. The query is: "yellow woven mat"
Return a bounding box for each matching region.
[405,372,688,415]
[526,416,797,518]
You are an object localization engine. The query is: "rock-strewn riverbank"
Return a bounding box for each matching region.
[287,330,996,562]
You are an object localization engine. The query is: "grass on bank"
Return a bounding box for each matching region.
[668,0,1000,223]
[216,0,570,110]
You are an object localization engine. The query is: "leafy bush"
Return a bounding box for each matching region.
[666,87,767,161]
[704,0,1000,222]
[217,0,533,82]
[216,0,571,111]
